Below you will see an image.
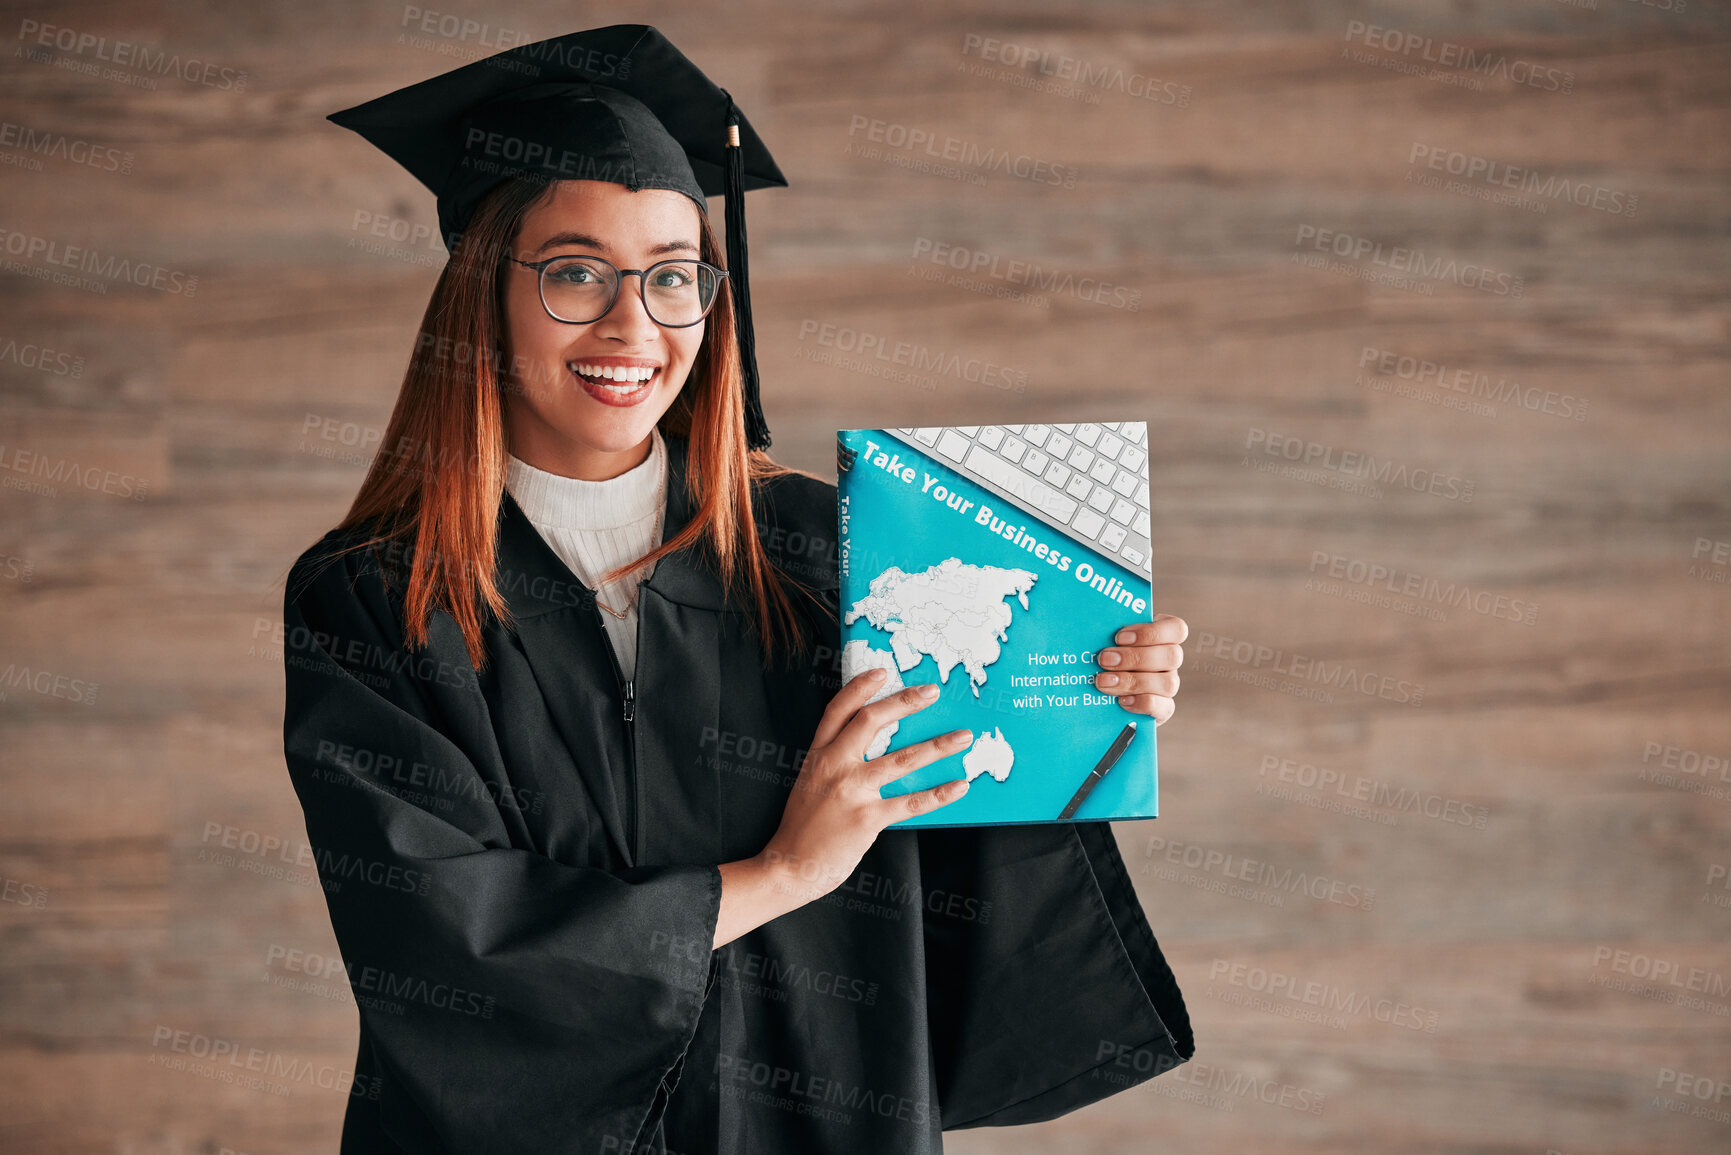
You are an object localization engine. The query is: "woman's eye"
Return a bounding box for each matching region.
[652,268,694,288]
[551,265,596,284]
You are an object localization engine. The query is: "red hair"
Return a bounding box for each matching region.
[321,176,821,671]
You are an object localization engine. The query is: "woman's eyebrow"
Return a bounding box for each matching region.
[531,231,699,257]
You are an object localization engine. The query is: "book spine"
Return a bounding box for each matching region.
[835,430,858,588]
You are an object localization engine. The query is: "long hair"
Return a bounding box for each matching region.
[322,175,823,672]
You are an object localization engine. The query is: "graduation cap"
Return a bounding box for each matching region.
[327,24,785,449]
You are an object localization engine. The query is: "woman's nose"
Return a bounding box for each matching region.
[590,272,662,343]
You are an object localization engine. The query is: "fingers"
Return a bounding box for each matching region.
[1095,643,1183,674]
[879,774,970,824]
[1095,615,1186,725]
[1109,614,1188,648]
[1093,670,1180,698]
[1097,691,1176,723]
[811,666,893,750]
[1114,693,1177,726]
[861,726,974,790]
[832,682,941,761]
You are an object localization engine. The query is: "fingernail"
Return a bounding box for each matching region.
[949,778,970,796]
[919,684,939,698]
[1115,629,1135,644]
[1097,673,1119,687]
[948,728,973,745]
[1099,650,1121,667]
[867,667,886,682]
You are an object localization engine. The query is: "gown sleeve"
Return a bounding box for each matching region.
[280,536,722,1154]
[918,816,1195,1129]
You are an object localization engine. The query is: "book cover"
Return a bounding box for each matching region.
[836,423,1157,828]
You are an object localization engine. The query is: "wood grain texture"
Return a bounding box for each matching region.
[1,1,1727,1152]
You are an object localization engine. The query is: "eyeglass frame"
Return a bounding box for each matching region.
[504,253,730,328]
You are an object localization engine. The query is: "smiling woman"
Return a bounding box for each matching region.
[499,182,714,473]
[333,170,811,672]
[281,22,1191,1155]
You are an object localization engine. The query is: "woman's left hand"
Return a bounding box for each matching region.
[1092,614,1187,725]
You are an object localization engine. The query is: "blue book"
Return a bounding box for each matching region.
[835,423,1158,828]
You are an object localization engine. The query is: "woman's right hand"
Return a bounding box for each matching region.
[757,667,974,906]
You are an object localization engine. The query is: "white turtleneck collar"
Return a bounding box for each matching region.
[504,427,666,531]
[502,428,668,683]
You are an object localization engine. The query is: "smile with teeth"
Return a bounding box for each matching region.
[569,362,660,392]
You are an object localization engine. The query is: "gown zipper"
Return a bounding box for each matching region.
[588,598,641,863]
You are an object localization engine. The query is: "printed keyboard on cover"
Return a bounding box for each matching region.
[884,422,1152,581]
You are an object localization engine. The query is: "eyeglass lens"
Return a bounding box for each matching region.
[540,258,720,326]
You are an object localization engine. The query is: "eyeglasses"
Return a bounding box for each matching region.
[505,254,729,327]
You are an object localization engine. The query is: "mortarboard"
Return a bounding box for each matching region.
[326,24,785,449]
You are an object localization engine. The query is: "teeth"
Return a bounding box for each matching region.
[570,363,657,383]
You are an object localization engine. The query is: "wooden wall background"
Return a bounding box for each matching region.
[1,1,1728,1152]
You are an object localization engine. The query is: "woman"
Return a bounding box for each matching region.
[284,24,1192,1155]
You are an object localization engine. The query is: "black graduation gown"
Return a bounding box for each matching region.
[280,433,1193,1155]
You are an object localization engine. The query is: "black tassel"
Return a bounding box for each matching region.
[723,91,772,451]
